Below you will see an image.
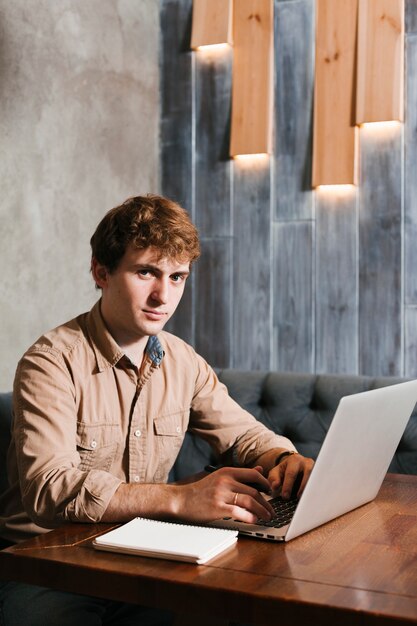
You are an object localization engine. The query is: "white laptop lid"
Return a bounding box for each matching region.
[285,379,417,540]
[209,379,417,541]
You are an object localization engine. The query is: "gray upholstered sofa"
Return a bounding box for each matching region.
[1,371,417,502]
[170,370,417,480]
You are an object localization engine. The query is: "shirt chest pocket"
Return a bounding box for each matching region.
[153,411,187,476]
[76,423,122,472]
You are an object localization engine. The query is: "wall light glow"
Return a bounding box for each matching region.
[233,153,270,161]
[359,120,402,145]
[316,184,356,195]
[232,153,270,168]
[195,43,230,53]
[359,121,402,131]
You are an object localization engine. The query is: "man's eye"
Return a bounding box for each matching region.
[171,274,184,282]
[138,269,151,277]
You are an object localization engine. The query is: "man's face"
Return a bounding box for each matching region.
[93,245,190,348]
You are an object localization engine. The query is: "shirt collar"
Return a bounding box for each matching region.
[86,300,165,371]
[145,335,164,366]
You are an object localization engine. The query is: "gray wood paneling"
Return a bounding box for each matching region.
[405,306,417,375]
[160,0,193,211]
[160,0,416,377]
[195,238,232,367]
[358,126,403,376]
[406,0,417,33]
[315,191,358,373]
[405,34,417,305]
[274,0,315,221]
[273,221,313,372]
[195,49,232,237]
[160,0,194,343]
[233,162,271,370]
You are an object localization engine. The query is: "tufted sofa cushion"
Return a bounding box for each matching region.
[170,370,417,480]
[0,392,13,496]
[2,371,417,490]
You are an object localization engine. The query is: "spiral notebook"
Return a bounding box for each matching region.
[93,517,238,564]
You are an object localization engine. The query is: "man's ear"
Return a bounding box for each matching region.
[91,258,109,289]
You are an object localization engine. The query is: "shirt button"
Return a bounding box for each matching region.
[134,429,141,437]
[134,475,140,482]
[91,440,97,449]
[176,426,181,434]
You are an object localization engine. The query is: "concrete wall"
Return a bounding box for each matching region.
[0,0,159,390]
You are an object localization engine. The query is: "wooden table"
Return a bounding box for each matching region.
[1,474,417,625]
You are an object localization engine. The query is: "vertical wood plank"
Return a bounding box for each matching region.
[233,159,271,370]
[273,222,313,373]
[160,0,193,210]
[160,0,194,343]
[406,0,417,32]
[404,35,417,304]
[230,0,274,156]
[358,124,403,376]
[191,0,232,48]
[195,47,232,237]
[403,4,417,377]
[274,0,315,220]
[315,190,358,374]
[356,0,404,124]
[405,307,417,376]
[195,239,232,368]
[312,0,358,186]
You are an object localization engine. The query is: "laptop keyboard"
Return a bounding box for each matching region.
[256,496,299,528]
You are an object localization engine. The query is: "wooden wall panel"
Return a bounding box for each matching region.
[273,222,313,373]
[406,0,417,32]
[274,0,314,220]
[160,0,193,211]
[405,307,417,375]
[160,0,416,378]
[358,125,403,376]
[233,161,271,370]
[191,0,232,48]
[230,0,274,156]
[315,191,358,373]
[404,27,417,377]
[160,0,194,344]
[312,0,358,186]
[195,47,232,237]
[405,35,417,304]
[356,0,404,124]
[195,239,232,367]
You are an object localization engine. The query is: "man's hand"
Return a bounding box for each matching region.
[102,457,314,526]
[267,453,314,500]
[177,466,274,524]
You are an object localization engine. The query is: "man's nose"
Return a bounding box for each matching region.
[150,279,169,304]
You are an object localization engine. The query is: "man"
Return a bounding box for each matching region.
[0,195,313,625]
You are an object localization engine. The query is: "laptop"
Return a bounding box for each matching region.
[210,379,417,542]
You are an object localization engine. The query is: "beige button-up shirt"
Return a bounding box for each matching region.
[0,301,295,543]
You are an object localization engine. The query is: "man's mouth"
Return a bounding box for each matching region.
[143,309,167,320]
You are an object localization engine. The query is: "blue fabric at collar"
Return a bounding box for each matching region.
[145,336,164,366]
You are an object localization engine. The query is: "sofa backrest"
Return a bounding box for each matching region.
[170,370,417,480]
[0,392,13,495]
[2,372,416,490]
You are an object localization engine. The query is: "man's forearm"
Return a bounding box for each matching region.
[101,482,185,522]
[101,467,275,525]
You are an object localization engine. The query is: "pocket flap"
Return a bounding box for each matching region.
[76,423,120,450]
[154,413,184,437]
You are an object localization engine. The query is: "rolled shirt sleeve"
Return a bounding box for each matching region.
[189,353,296,466]
[6,308,296,540]
[14,348,122,528]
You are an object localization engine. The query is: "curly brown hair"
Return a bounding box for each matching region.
[90,195,200,272]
